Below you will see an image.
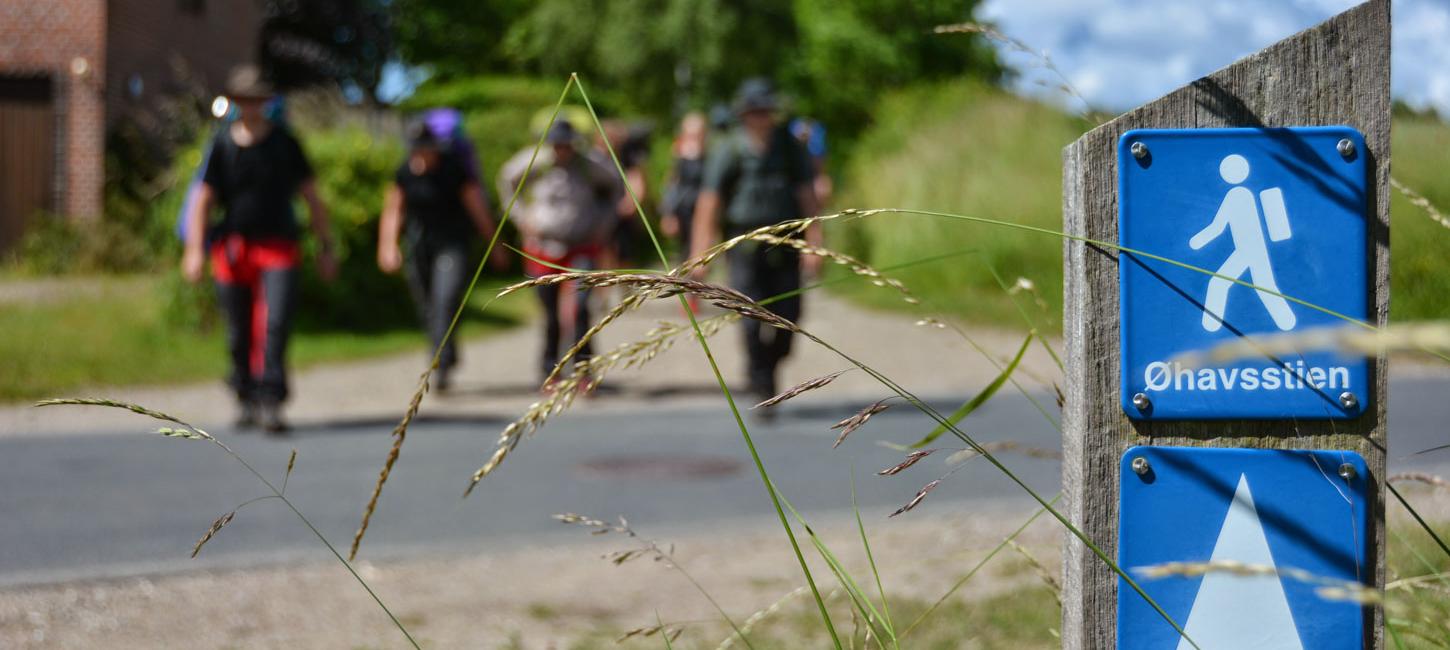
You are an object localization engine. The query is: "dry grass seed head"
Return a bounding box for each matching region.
[191,510,236,558]
[890,479,942,517]
[830,399,893,448]
[1388,472,1449,490]
[754,369,850,409]
[945,441,1062,466]
[878,449,937,476]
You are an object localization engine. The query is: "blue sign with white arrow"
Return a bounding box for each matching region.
[1117,446,1370,649]
[1118,127,1370,420]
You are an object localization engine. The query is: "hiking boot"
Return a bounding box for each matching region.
[259,399,290,435]
[235,400,260,430]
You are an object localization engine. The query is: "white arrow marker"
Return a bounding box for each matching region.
[1176,474,1304,650]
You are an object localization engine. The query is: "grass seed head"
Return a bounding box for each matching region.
[754,369,849,409]
[191,510,236,558]
[890,479,942,517]
[830,399,893,448]
[878,449,937,476]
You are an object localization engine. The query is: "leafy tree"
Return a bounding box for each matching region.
[390,0,532,79]
[259,0,392,103]
[495,0,999,134]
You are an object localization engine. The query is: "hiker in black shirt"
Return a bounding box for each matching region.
[378,122,505,391]
[181,65,337,433]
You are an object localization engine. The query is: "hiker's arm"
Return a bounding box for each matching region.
[688,190,721,278]
[300,179,338,282]
[461,181,498,237]
[180,183,214,284]
[1190,196,1232,250]
[796,184,824,276]
[461,181,509,269]
[377,184,404,274]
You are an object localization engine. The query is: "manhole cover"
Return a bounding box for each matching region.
[575,454,743,480]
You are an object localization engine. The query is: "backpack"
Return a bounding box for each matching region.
[421,108,481,182]
[526,159,609,247]
[716,125,809,231]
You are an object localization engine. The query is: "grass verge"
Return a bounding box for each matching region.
[833,81,1450,330]
[0,274,530,402]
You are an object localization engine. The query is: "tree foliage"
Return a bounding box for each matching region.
[259,0,393,103]
[392,0,1000,134]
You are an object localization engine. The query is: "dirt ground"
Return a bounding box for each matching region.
[0,503,1063,649]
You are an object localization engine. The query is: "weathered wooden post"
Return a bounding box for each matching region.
[1062,1,1389,648]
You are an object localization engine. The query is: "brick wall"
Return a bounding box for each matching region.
[0,0,107,219]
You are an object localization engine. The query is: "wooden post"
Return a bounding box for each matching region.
[1060,1,1390,647]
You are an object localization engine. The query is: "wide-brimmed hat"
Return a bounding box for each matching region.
[545,119,577,145]
[225,65,274,100]
[733,78,779,115]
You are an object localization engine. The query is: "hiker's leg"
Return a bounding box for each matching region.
[215,278,255,402]
[402,240,434,345]
[430,243,469,371]
[1202,253,1249,332]
[1247,258,1297,331]
[537,282,563,381]
[759,248,803,393]
[257,265,299,403]
[571,281,595,368]
[729,246,773,395]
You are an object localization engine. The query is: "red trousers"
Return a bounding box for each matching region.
[210,236,300,402]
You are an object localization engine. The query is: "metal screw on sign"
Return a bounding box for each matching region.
[1130,142,1149,160]
[1339,391,1358,410]
[1131,456,1151,476]
[1338,463,1358,481]
[1336,138,1356,158]
[1131,392,1152,412]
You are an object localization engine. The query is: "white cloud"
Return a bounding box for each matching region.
[979,0,1450,115]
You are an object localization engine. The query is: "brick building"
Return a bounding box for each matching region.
[0,0,262,252]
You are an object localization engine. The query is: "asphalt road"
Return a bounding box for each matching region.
[1,378,1446,588]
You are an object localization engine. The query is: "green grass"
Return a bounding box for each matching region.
[833,80,1450,329]
[0,274,530,402]
[561,586,1060,649]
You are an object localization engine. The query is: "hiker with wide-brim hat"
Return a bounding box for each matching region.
[689,78,824,413]
[180,64,338,433]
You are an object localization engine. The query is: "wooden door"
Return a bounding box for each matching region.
[0,77,56,254]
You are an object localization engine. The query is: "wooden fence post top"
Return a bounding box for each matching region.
[1061,1,1389,647]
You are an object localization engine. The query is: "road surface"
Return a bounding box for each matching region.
[1,378,1445,587]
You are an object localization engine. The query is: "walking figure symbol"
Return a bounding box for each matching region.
[1189,154,1297,332]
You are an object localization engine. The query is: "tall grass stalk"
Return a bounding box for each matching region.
[349,76,581,561]
[36,398,420,649]
[571,76,843,647]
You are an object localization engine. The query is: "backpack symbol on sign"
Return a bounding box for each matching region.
[1189,154,1297,333]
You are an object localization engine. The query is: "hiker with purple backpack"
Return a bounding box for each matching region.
[378,118,506,392]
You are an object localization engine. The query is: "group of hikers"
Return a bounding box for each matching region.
[181,65,829,434]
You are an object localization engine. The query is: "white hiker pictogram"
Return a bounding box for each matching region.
[1189,154,1297,332]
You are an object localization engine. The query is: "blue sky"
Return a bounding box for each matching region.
[979,0,1450,114]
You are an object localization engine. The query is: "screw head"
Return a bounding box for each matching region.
[1339,391,1359,410]
[1338,463,1358,481]
[1336,138,1356,158]
[1132,392,1151,411]
[1131,456,1151,476]
[1130,141,1149,160]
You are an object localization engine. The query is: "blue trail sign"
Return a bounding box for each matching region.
[1118,127,1370,420]
[1117,446,1370,649]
